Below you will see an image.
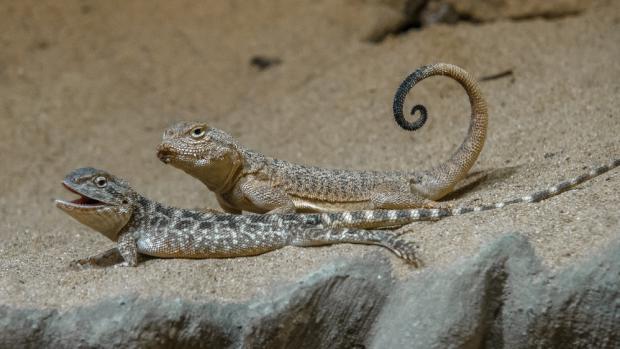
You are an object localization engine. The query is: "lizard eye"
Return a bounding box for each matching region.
[190,127,206,139]
[94,176,107,188]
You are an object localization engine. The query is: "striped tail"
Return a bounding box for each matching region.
[318,159,619,230]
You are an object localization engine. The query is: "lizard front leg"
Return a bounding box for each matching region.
[239,177,296,214]
[216,194,242,214]
[116,230,139,267]
[70,247,124,269]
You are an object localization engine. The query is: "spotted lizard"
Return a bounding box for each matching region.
[56,160,618,267]
[56,167,420,267]
[157,63,488,214]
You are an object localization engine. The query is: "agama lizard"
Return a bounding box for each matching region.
[56,160,618,267]
[157,63,488,214]
[55,167,420,267]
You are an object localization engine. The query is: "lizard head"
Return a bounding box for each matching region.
[157,121,243,193]
[55,167,135,241]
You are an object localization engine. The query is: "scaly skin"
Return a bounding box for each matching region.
[157,63,488,214]
[56,160,618,267]
[55,168,420,267]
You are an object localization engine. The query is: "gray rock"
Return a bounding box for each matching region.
[371,234,620,348]
[0,255,394,349]
[431,0,592,22]
[2,234,619,348]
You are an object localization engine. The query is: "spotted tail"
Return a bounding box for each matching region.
[319,159,619,230]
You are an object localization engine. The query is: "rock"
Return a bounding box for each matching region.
[435,0,593,22]
[420,1,460,26]
[0,255,394,349]
[371,234,620,348]
[366,0,595,39]
[3,235,619,348]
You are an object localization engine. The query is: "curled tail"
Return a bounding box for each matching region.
[319,159,619,230]
[393,63,488,200]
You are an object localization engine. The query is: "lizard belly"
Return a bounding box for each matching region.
[291,196,373,213]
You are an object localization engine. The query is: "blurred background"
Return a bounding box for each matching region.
[0,0,603,208]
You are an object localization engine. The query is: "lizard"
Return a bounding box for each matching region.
[156,62,488,214]
[56,159,618,267]
[55,167,420,267]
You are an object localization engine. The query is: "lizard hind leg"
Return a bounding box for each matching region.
[290,227,420,266]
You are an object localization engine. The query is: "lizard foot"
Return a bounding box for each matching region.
[69,257,97,270]
[390,239,423,267]
[69,248,125,269]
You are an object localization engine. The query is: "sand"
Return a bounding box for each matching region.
[0,0,618,309]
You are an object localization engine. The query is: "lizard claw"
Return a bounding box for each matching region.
[69,258,96,270]
[114,261,138,268]
[391,239,423,267]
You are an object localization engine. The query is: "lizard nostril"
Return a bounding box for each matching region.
[157,153,170,163]
[157,144,174,163]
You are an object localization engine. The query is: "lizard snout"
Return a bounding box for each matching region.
[157,144,174,164]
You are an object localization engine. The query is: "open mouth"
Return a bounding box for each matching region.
[55,182,106,209]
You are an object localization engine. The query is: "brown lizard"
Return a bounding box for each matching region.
[157,63,488,214]
[56,160,618,267]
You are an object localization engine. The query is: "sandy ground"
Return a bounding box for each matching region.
[0,0,618,309]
